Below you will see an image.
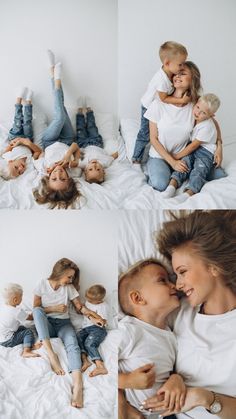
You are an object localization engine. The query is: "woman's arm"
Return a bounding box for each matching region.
[10,138,42,155]
[58,142,80,167]
[149,121,188,173]
[173,139,201,160]
[71,297,106,326]
[118,364,156,390]
[33,295,66,313]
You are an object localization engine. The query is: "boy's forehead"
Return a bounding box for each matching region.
[140,263,167,277]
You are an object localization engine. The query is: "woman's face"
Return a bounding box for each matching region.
[59,268,75,286]
[48,166,69,191]
[172,245,215,307]
[173,66,192,91]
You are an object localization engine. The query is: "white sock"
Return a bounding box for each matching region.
[47,49,55,66]
[77,96,84,109]
[25,88,33,101]
[172,192,190,203]
[16,86,27,99]
[54,62,62,80]
[85,96,92,109]
[161,185,176,198]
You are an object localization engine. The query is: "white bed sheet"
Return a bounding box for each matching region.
[119,118,236,209]
[0,330,117,419]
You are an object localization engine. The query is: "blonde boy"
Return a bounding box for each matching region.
[0,283,41,357]
[118,259,185,418]
[161,93,221,202]
[132,41,188,163]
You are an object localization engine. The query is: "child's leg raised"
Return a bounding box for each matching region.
[76,108,89,148]
[132,105,149,164]
[33,307,65,374]
[23,90,34,140]
[8,93,25,140]
[86,109,103,148]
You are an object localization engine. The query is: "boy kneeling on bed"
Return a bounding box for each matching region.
[0,283,41,357]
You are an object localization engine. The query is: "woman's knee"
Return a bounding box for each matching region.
[33,306,45,318]
[148,176,169,191]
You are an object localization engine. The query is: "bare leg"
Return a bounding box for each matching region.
[22,347,41,358]
[89,359,108,377]
[32,341,43,350]
[81,353,92,372]
[42,338,65,375]
[71,370,83,408]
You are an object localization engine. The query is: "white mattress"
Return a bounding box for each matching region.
[0,330,117,419]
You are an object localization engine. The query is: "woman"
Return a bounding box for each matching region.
[33,258,104,409]
[143,211,236,418]
[145,62,226,191]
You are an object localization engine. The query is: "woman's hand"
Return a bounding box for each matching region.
[142,374,186,415]
[214,146,223,168]
[82,307,105,326]
[127,364,156,389]
[53,304,67,313]
[171,159,189,173]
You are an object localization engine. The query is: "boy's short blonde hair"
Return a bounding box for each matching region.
[119,258,168,316]
[159,41,188,63]
[199,93,220,114]
[86,284,106,302]
[1,283,23,303]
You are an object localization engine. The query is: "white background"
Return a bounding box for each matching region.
[0,0,117,120]
[0,211,118,304]
[118,0,236,141]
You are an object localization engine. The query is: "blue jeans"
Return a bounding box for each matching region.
[132,105,149,162]
[147,155,227,192]
[41,80,75,150]
[8,104,33,141]
[33,307,81,372]
[0,326,34,348]
[76,325,107,361]
[171,147,214,193]
[76,111,103,148]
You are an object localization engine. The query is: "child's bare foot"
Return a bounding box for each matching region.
[22,347,41,358]
[48,353,65,375]
[89,361,108,377]
[81,358,92,372]
[32,341,42,350]
[71,385,83,408]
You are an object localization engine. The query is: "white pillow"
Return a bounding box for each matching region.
[67,108,119,154]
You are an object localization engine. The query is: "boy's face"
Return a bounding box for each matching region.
[193,99,213,123]
[8,158,27,178]
[85,160,105,183]
[165,54,187,75]
[138,264,180,315]
[48,165,69,191]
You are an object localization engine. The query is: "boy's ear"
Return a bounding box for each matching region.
[163,58,169,67]
[129,290,146,306]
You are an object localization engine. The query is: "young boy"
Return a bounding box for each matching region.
[0,283,41,357]
[118,259,185,419]
[132,41,188,164]
[76,97,118,184]
[0,88,42,180]
[77,284,108,377]
[161,93,221,202]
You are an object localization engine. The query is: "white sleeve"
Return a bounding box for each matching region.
[144,100,161,123]
[33,156,46,176]
[194,123,216,144]
[68,285,79,301]
[34,281,43,297]
[99,303,109,321]
[16,308,28,322]
[118,321,135,360]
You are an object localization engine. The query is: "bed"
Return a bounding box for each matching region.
[0,109,127,209]
[0,291,118,419]
[119,118,236,209]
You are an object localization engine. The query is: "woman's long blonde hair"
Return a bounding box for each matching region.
[33,176,82,209]
[184,61,202,104]
[48,258,80,291]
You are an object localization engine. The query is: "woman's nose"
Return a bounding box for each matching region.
[176,276,184,290]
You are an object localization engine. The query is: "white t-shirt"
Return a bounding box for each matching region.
[0,304,28,342]
[82,300,109,328]
[79,145,114,169]
[0,145,32,179]
[141,67,174,109]
[191,119,217,155]
[174,299,236,419]
[118,315,177,415]
[34,279,79,319]
[145,100,194,159]
[34,142,82,178]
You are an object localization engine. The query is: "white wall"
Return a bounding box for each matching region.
[0,211,118,303]
[118,0,236,140]
[0,0,117,121]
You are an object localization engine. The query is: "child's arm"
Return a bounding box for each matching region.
[149,121,189,173]
[157,91,191,105]
[173,139,202,160]
[118,364,156,390]
[71,296,106,327]
[9,138,42,156]
[212,118,223,167]
[142,373,186,415]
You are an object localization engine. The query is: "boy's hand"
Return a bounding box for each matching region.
[142,373,186,415]
[127,363,156,389]
[214,147,223,167]
[181,93,191,105]
[33,151,41,160]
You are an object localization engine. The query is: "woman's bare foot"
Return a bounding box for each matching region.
[81,354,92,372]
[89,360,108,377]
[32,342,42,350]
[71,385,83,408]
[22,347,41,358]
[48,352,65,375]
